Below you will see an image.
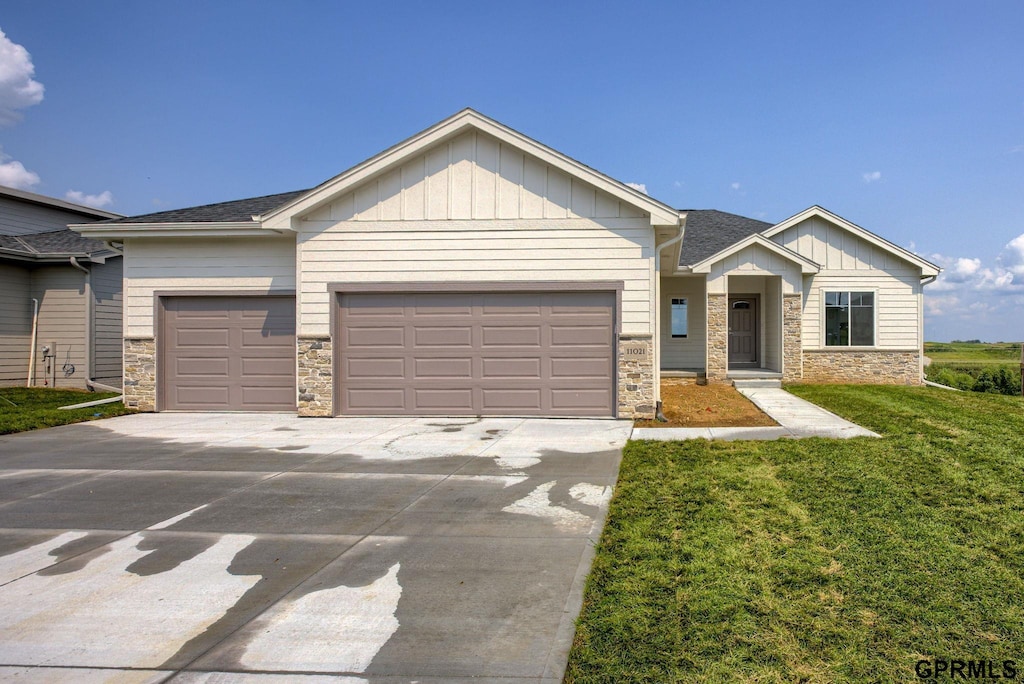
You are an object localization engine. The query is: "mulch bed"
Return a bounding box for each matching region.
[635,378,777,428]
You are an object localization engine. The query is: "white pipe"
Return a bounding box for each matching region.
[27,298,39,387]
[58,395,123,410]
[651,214,687,416]
[70,256,92,386]
[86,379,122,393]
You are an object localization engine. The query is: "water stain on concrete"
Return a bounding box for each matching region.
[273,427,299,432]
[273,445,308,451]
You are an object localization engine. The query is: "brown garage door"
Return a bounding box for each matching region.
[338,291,615,417]
[160,296,296,411]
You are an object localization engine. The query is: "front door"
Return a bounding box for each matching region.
[728,296,758,366]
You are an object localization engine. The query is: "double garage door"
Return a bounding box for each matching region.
[338,290,616,417]
[159,290,616,417]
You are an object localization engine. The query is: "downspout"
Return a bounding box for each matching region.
[652,213,687,422]
[69,256,92,388]
[27,298,39,387]
[919,274,939,382]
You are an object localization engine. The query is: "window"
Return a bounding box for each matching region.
[824,291,874,346]
[671,298,688,338]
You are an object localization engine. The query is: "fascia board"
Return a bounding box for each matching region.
[260,108,680,230]
[763,206,941,276]
[70,222,280,239]
[690,234,820,274]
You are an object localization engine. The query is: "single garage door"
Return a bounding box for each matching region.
[160,296,296,411]
[338,291,615,416]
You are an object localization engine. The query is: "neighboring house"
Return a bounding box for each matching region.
[0,185,124,390]
[74,109,940,418]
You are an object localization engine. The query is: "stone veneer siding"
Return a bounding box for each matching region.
[123,337,156,412]
[706,293,728,382]
[297,336,333,417]
[618,335,655,419]
[802,349,922,385]
[782,294,803,382]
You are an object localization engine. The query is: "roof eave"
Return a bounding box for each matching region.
[70,221,285,239]
[259,108,680,230]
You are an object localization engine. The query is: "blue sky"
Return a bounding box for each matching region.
[1,1,1022,342]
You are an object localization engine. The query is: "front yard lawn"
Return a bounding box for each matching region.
[568,385,1024,683]
[0,387,129,435]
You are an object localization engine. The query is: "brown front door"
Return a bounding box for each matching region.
[337,290,615,416]
[160,296,296,411]
[728,296,758,366]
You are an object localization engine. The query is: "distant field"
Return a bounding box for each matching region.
[924,341,1022,363]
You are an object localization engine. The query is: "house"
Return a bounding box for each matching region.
[73,109,940,418]
[0,185,124,390]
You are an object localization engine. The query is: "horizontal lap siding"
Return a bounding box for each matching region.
[659,276,706,369]
[123,237,296,337]
[92,258,123,386]
[771,217,922,350]
[30,267,87,388]
[299,218,654,337]
[0,265,31,385]
[0,196,99,236]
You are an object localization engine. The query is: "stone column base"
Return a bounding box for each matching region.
[618,335,655,419]
[123,337,156,412]
[782,294,803,382]
[298,336,333,416]
[706,293,728,382]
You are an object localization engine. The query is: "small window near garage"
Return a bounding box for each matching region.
[671,298,688,338]
[824,291,874,346]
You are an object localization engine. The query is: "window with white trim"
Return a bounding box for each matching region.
[671,298,688,338]
[824,291,874,346]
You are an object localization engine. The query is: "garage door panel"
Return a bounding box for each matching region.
[339,290,615,417]
[346,326,405,348]
[414,327,473,347]
[414,357,473,379]
[161,296,295,411]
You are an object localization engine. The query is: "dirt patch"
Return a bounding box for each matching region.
[635,378,777,428]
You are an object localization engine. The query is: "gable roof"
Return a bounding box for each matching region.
[677,210,773,267]
[0,184,123,221]
[0,229,117,262]
[689,233,820,274]
[99,189,310,225]
[259,108,681,230]
[763,205,940,276]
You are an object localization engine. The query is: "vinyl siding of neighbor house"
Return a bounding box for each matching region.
[296,131,656,338]
[29,267,88,388]
[772,216,922,349]
[659,276,706,369]
[92,258,123,386]
[122,237,297,337]
[0,196,97,236]
[0,264,32,385]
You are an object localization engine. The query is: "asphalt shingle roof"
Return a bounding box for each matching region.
[0,230,110,258]
[677,209,774,267]
[102,189,311,224]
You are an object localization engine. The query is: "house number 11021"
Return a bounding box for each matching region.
[625,348,647,355]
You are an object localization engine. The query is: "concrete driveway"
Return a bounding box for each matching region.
[0,414,631,683]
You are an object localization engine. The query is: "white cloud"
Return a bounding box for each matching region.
[997,233,1024,276]
[862,171,882,183]
[730,182,741,190]
[673,180,684,188]
[625,182,647,194]
[65,189,114,209]
[0,148,39,189]
[1009,145,1024,154]
[0,28,45,126]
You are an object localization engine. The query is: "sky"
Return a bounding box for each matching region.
[1,1,1022,342]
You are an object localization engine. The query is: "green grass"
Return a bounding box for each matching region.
[0,387,130,435]
[567,385,1024,683]
[924,341,1022,363]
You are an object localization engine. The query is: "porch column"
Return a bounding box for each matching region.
[706,293,728,382]
[782,294,803,382]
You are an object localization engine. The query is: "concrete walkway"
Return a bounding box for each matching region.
[632,387,879,441]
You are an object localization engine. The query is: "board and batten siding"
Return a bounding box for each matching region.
[122,237,297,337]
[297,132,657,338]
[91,257,123,385]
[771,217,922,349]
[706,243,803,294]
[0,264,31,385]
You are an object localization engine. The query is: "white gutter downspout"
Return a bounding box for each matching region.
[27,298,39,387]
[919,273,939,382]
[652,213,687,421]
[69,257,92,387]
